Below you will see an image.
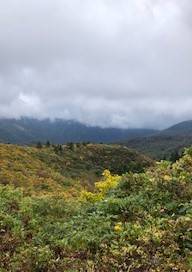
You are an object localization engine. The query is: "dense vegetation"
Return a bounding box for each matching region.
[0,118,156,144]
[124,121,192,160]
[125,135,188,161]
[3,117,192,161]
[0,144,191,271]
[3,117,192,162]
[0,143,152,190]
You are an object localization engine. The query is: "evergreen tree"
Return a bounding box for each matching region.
[169,150,180,162]
[45,140,51,148]
[68,142,74,151]
[36,141,43,149]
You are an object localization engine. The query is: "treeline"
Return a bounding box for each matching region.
[35,140,93,151]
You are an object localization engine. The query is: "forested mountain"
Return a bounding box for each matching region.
[0,118,157,144]
[124,120,192,160]
[2,117,192,160]
[161,120,192,136]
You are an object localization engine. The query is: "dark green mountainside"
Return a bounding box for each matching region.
[2,117,192,161]
[162,120,192,136]
[124,120,192,160]
[0,118,157,144]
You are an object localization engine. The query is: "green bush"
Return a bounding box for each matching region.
[0,148,192,271]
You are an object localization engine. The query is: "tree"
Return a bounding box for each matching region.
[36,141,43,149]
[53,144,63,154]
[169,150,180,162]
[45,141,51,148]
[68,142,75,151]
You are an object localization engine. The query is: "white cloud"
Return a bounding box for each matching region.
[0,0,191,128]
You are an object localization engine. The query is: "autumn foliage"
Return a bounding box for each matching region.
[0,144,191,271]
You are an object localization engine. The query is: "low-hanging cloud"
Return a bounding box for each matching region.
[0,0,192,128]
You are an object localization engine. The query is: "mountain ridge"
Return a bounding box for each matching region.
[124,120,192,159]
[0,117,158,144]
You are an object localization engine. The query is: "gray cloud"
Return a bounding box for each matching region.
[0,0,192,128]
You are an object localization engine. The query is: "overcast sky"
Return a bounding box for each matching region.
[0,0,192,128]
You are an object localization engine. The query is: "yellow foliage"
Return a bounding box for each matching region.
[0,144,82,198]
[114,222,123,232]
[163,175,172,182]
[80,170,120,202]
[95,169,120,194]
[80,190,103,202]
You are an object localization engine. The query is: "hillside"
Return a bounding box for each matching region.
[0,144,79,197]
[0,118,157,144]
[161,120,192,136]
[0,143,152,193]
[125,135,192,160]
[124,120,192,160]
[0,146,191,271]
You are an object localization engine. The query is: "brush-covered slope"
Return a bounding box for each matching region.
[0,144,80,197]
[0,143,152,192]
[0,148,191,271]
[0,117,157,144]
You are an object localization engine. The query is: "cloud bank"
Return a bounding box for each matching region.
[0,0,192,128]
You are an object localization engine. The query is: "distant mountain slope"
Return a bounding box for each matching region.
[0,118,157,144]
[124,120,192,160]
[158,120,192,136]
[0,143,153,193]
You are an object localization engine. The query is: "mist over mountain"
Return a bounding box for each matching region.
[2,117,192,161]
[1,1,192,128]
[0,117,157,145]
[0,1,192,270]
